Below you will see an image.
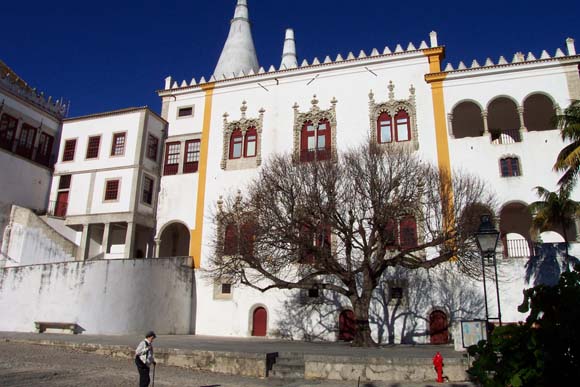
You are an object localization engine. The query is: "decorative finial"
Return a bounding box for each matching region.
[331,97,338,106]
[240,100,248,118]
[368,89,375,102]
[311,95,319,106]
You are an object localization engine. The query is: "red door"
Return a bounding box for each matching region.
[429,310,449,344]
[252,307,267,337]
[55,191,69,217]
[338,310,356,341]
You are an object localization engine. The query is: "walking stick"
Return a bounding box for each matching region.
[152,363,156,387]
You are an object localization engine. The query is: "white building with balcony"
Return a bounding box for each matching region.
[49,107,167,261]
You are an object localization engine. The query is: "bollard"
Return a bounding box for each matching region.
[432,351,444,383]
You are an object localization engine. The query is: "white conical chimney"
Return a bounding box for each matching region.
[213,0,260,78]
[280,28,298,69]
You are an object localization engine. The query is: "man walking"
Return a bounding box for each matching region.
[135,331,156,387]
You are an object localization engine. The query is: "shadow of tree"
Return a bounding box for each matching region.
[525,243,580,286]
[274,265,485,344]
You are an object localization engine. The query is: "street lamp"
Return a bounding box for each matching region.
[475,214,502,331]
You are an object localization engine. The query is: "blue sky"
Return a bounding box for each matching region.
[2,0,578,117]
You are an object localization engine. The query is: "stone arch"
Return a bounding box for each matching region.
[158,221,190,257]
[523,93,556,132]
[451,100,485,138]
[428,308,449,344]
[499,202,533,258]
[249,304,268,337]
[487,96,522,143]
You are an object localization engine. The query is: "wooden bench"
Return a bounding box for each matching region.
[35,322,80,334]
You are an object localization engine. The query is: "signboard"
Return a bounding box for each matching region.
[461,320,487,348]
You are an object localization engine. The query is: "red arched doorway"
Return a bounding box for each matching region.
[338,310,356,341]
[252,307,267,337]
[429,310,449,344]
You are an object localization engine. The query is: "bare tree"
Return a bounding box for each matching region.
[208,142,495,347]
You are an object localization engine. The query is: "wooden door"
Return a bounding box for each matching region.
[252,307,267,337]
[55,191,69,217]
[338,310,356,341]
[429,310,449,344]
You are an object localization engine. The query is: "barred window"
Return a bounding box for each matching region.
[142,175,154,205]
[62,139,77,161]
[147,135,159,161]
[111,133,126,156]
[86,136,101,159]
[104,179,120,201]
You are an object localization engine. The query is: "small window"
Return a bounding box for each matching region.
[244,127,257,158]
[86,136,101,159]
[500,157,521,177]
[221,283,232,294]
[308,288,319,298]
[395,110,411,142]
[62,139,77,161]
[104,179,120,201]
[378,112,393,144]
[147,135,159,161]
[111,133,126,156]
[0,113,18,150]
[164,142,180,175]
[36,133,54,166]
[400,216,418,249]
[58,174,72,190]
[229,129,243,159]
[142,175,154,205]
[390,287,404,300]
[178,106,194,118]
[16,124,36,158]
[184,139,200,173]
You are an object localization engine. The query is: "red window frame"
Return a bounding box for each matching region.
[111,133,126,156]
[62,139,77,161]
[244,127,257,158]
[142,175,154,205]
[229,129,243,159]
[500,157,520,177]
[224,224,238,255]
[377,112,393,144]
[86,135,101,159]
[399,216,418,250]
[35,133,54,166]
[300,120,331,162]
[300,223,331,264]
[163,142,180,175]
[385,218,398,250]
[183,139,200,173]
[146,134,159,161]
[0,113,18,151]
[15,123,36,159]
[394,110,411,142]
[223,221,256,256]
[104,179,120,201]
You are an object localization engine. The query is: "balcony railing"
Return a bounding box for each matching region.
[502,238,533,259]
[47,200,68,218]
[491,129,521,144]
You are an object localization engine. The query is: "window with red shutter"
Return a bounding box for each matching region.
[229,129,243,159]
[86,136,101,159]
[183,139,200,173]
[163,142,180,175]
[378,112,393,144]
[399,216,418,249]
[104,180,120,201]
[0,113,18,151]
[62,139,77,161]
[244,127,257,158]
[395,110,411,142]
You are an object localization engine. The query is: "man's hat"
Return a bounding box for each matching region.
[145,331,157,338]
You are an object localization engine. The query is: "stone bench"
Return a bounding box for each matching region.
[35,322,80,334]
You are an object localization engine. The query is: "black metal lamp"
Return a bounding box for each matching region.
[475,214,500,258]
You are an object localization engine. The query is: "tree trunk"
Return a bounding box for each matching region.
[562,221,570,272]
[351,295,377,347]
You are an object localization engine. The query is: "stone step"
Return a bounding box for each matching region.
[269,352,306,379]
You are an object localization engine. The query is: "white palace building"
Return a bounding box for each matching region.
[1,0,580,344]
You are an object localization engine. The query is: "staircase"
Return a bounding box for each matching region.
[269,352,305,379]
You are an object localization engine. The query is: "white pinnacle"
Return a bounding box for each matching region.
[280,28,298,69]
[213,0,260,78]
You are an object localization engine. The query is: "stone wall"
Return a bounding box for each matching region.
[0,257,196,335]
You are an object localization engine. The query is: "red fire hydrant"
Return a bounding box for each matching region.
[433,351,444,383]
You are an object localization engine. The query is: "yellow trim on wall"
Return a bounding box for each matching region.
[189,83,215,268]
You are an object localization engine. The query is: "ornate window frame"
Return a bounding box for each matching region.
[221,101,265,170]
[499,154,523,177]
[369,81,419,150]
[292,95,338,162]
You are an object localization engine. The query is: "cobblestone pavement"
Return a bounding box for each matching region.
[0,342,472,387]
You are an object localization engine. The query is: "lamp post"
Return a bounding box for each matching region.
[475,214,502,332]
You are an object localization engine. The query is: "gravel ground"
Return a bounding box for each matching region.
[0,342,472,387]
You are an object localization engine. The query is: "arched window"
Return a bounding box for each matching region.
[451,101,484,138]
[300,120,331,162]
[394,110,411,142]
[229,129,243,159]
[523,94,555,132]
[244,127,257,158]
[377,112,393,143]
[500,157,521,177]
